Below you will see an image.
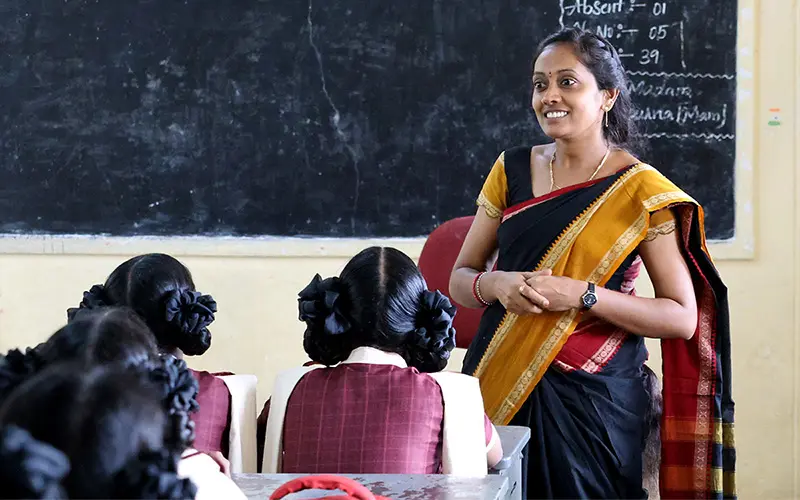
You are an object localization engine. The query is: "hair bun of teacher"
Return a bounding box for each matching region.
[0,425,70,499]
[298,274,352,336]
[66,284,110,321]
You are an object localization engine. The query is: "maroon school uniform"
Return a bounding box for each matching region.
[257,363,492,474]
[189,369,232,455]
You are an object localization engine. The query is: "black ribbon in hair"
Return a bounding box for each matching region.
[298,274,352,336]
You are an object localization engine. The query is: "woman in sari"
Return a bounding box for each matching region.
[450,28,735,499]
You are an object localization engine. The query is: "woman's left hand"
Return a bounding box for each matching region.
[524,273,585,312]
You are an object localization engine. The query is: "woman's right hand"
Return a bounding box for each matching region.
[485,270,553,315]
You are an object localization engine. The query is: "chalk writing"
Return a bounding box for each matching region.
[629,79,692,98]
[557,0,735,143]
[634,104,728,129]
[562,0,626,17]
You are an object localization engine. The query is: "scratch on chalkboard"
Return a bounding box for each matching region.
[307,0,361,233]
[679,19,687,70]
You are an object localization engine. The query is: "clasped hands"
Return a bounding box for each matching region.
[494,269,586,315]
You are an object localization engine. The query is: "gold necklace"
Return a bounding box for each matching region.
[549,147,611,192]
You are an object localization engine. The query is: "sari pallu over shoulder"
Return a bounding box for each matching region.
[462,164,736,499]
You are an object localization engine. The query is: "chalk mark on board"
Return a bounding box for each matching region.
[678,19,687,70]
[643,133,734,140]
[627,71,735,79]
[307,0,360,233]
[558,0,565,29]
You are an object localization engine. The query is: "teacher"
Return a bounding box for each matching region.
[450,28,735,499]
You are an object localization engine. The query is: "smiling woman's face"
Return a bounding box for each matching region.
[532,42,611,141]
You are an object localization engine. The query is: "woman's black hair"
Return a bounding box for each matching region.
[0,363,196,499]
[535,28,647,155]
[67,253,217,356]
[297,246,457,372]
[0,308,199,452]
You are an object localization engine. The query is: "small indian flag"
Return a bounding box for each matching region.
[768,108,781,126]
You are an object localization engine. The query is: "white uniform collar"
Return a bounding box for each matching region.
[340,346,408,368]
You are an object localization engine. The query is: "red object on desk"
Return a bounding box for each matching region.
[269,475,390,500]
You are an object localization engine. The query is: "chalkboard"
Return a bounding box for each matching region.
[0,0,736,239]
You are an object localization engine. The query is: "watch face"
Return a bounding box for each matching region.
[583,293,598,307]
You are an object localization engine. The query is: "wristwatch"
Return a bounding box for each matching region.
[580,282,598,309]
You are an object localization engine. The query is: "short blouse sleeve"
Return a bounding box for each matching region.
[644,208,677,242]
[475,152,509,219]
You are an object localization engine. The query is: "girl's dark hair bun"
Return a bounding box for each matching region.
[406,290,457,372]
[0,347,45,403]
[0,424,70,499]
[66,284,109,321]
[113,449,197,499]
[146,355,199,451]
[163,290,217,337]
[161,290,217,356]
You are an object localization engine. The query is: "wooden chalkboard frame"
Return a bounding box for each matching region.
[0,0,755,260]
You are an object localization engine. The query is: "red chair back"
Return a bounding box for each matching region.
[418,216,484,349]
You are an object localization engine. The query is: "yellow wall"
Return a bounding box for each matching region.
[0,1,797,497]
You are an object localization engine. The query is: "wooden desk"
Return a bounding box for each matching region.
[233,473,509,499]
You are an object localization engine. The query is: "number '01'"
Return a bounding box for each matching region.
[652,2,666,15]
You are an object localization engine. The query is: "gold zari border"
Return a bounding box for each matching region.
[644,220,677,242]
[477,192,503,219]
[495,210,649,422]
